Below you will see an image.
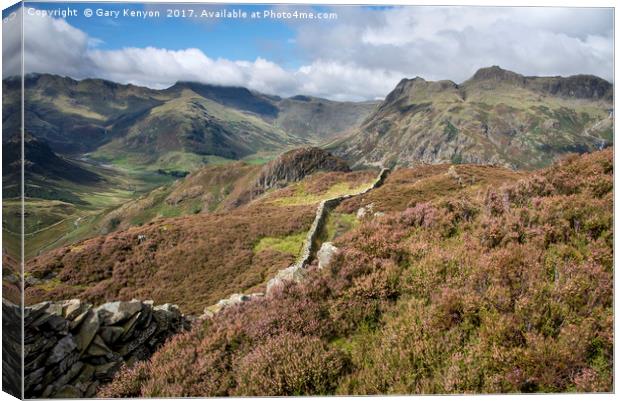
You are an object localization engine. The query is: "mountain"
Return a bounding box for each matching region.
[332,66,613,169]
[167,82,379,140]
[3,133,102,185]
[92,89,308,166]
[273,96,379,140]
[3,74,377,170]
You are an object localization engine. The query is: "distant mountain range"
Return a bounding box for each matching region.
[1,66,613,174]
[330,66,613,169]
[2,74,378,170]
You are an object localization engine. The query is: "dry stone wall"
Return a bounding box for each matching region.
[199,168,391,317]
[13,298,189,398]
[266,168,390,294]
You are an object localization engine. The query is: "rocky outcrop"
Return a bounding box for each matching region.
[255,147,350,190]
[16,299,188,398]
[470,66,613,101]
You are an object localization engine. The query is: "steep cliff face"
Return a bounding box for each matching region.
[468,66,613,100]
[334,66,613,170]
[255,147,351,190]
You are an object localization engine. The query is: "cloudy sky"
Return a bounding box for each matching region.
[2,2,614,101]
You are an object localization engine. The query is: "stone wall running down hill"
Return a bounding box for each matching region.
[199,168,391,319]
[14,299,189,398]
[266,168,391,294]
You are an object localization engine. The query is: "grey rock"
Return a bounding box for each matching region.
[74,310,100,352]
[86,335,114,357]
[74,363,95,383]
[266,264,306,294]
[44,314,70,333]
[357,203,375,219]
[119,311,142,341]
[94,361,121,380]
[42,384,55,398]
[99,326,124,344]
[46,302,64,317]
[55,361,84,387]
[25,367,45,392]
[317,242,340,270]
[84,381,100,398]
[96,300,143,325]
[61,299,86,320]
[45,335,77,365]
[53,384,82,398]
[153,303,180,314]
[69,309,90,331]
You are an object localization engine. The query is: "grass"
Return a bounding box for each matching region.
[271,181,373,207]
[254,232,307,256]
[322,212,358,242]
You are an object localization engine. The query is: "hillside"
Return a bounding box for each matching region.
[92,89,308,167]
[332,66,613,169]
[3,74,376,171]
[98,148,612,396]
[25,168,378,313]
[84,147,351,235]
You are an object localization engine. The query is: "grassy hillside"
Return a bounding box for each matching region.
[274,96,379,140]
[333,67,613,169]
[92,90,309,168]
[25,170,377,313]
[10,146,176,259]
[99,149,612,396]
[93,162,262,234]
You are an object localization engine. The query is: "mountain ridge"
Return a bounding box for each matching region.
[333,66,613,170]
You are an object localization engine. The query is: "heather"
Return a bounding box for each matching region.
[25,170,373,314]
[100,149,613,396]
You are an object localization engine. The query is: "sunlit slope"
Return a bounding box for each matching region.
[333,66,613,169]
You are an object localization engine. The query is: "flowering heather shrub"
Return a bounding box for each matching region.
[233,334,347,395]
[101,149,613,396]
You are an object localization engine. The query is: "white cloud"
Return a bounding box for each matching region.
[296,6,613,84]
[2,7,23,78]
[5,6,614,101]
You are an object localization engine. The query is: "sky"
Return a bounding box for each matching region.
[2,2,614,101]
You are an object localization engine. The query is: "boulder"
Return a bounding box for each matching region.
[54,361,83,387]
[85,335,114,357]
[61,299,86,320]
[317,242,340,270]
[357,203,375,219]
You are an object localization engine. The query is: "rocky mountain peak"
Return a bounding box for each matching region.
[469,66,526,86]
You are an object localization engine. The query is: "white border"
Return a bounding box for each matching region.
[0,1,616,401]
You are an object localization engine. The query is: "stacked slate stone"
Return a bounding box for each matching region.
[23,299,189,398]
